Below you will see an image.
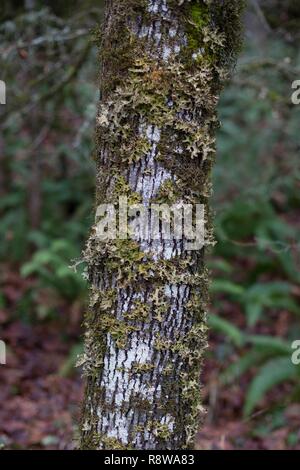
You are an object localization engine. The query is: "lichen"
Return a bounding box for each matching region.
[101,436,132,450]
[80,0,244,451]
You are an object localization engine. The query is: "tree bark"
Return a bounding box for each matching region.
[80,0,243,450]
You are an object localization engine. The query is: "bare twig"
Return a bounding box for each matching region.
[251,0,272,33]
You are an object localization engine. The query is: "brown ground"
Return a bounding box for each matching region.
[0,270,299,450]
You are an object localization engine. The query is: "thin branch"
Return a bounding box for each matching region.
[251,0,272,33]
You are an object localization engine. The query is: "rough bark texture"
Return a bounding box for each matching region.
[80,0,244,450]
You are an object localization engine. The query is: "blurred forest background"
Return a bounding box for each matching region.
[0,0,300,450]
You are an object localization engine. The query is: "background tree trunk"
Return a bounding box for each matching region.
[80,0,243,450]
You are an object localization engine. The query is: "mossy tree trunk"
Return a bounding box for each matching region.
[80,0,243,450]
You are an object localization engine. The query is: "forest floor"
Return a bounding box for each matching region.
[0,270,299,450]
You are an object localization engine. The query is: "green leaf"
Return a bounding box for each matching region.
[243,282,299,326]
[209,314,245,347]
[245,302,263,327]
[244,357,299,416]
[59,343,83,377]
[211,279,245,296]
[246,335,291,355]
[20,261,37,277]
[41,435,59,447]
[221,350,269,385]
[209,259,233,274]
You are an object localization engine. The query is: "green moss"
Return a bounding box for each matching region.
[123,301,151,321]
[189,2,210,48]
[190,3,209,28]
[184,1,212,62]
[131,362,155,374]
[100,315,138,349]
[153,178,179,204]
[153,423,172,441]
[211,0,245,66]
[101,436,132,450]
[113,175,142,204]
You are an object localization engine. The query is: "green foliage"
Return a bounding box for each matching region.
[59,342,84,377]
[0,6,99,319]
[210,31,300,420]
[212,278,299,326]
[242,282,299,326]
[209,314,245,347]
[213,316,299,416]
[21,239,87,301]
[244,358,299,417]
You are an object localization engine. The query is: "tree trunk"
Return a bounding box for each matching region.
[80,0,243,450]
